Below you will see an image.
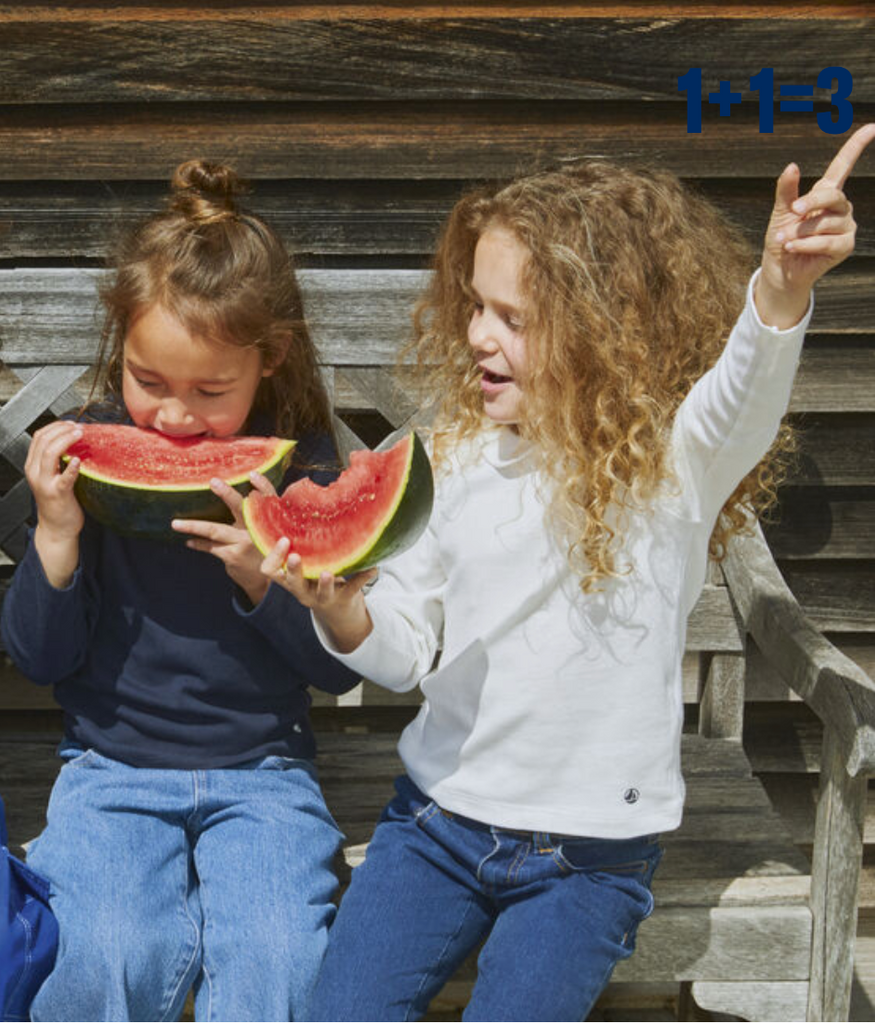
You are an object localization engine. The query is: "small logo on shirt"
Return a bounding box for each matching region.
[624,788,640,804]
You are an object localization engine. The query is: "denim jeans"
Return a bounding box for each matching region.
[25,743,342,1022]
[308,775,661,1023]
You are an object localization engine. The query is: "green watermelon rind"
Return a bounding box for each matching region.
[68,436,296,541]
[244,432,434,579]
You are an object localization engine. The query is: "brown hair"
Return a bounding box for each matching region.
[407,161,796,591]
[92,159,333,441]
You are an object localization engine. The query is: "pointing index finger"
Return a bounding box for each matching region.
[819,123,875,189]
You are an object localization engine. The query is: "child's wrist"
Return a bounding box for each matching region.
[753,268,810,330]
[34,523,80,589]
[316,600,373,655]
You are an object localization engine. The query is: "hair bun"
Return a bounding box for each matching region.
[169,159,247,224]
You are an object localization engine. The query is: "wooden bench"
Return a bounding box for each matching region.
[2,271,875,1022]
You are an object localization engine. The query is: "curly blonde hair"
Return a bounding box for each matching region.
[407,161,796,591]
[92,158,333,442]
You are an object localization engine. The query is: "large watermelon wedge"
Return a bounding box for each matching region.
[243,431,433,578]
[64,423,295,540]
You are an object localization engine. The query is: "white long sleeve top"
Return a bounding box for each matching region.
[320,275,812,837]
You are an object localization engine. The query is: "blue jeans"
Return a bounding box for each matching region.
[25,744,342,1022]
[308,775,662,1022]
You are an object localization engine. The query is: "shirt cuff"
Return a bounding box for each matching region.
[310,603,409,686]
[747,267,814,336]
[234,578,310,629]
[23,531,83,595]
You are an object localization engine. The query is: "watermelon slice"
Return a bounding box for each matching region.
[64,423,295,540]
[243,431,434,577]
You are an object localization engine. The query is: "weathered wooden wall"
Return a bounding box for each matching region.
[1,3,874,1011]
[2,4,872,677]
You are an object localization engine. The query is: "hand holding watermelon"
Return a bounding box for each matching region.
[248,431,434,654]
[26,421,87,588]
[259,541,377,655]
[172,472,280,606]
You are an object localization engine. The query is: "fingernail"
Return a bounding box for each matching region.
[792,200,806,214]
[210,478,222,489]
[775,230,785,242]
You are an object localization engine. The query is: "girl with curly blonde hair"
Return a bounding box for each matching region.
[269,127,873,1023]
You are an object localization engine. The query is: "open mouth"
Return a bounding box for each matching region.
[482,369,512,385]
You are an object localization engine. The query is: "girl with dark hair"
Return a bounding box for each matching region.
[1,159,358,1022]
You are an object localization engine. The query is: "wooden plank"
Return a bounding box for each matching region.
[699,651,745,740]
[4,352,874,421]
[691,980,809,1022]
[758,774,875,847]
[2,268,873,373]
[0,180,454,261]
[0,4,868,19]
[808,726,868,1020]
[0,364,89,460]
[2,180,872,260]
[778,562,875,632]
[747,635,875,702]
[0,16,872,104]
[723,524,875,775]
[9,365,92,422]
[787,415,875,487]
[0,104,872,182]
[335,368,419,427]
[655,876,810,908]
[764,490,875,560]
[790,344,875,413]
[613,906,813,983]
[0,480,33,551]
[0,267,426,365]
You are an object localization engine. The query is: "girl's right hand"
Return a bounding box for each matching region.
[25,421,85,540]
[260,539,376,654]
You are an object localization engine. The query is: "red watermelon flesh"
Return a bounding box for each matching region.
[66,424,292,490]
[244,432,434,577]
[61,423,295,540]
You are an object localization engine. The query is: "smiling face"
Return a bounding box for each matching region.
[467,226,531,426]
[121,302,272,438]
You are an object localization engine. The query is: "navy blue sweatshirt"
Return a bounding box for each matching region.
[0,409,361,769]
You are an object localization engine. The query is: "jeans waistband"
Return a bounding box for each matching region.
[437,807,582,842]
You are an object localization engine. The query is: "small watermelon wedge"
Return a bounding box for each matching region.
[64,423,295,540]
[243,431,433,577]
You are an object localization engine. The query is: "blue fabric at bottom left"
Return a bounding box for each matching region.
[1,793,58,1023]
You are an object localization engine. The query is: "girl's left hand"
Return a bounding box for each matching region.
[171,471,277,605]
[756,122,875,329]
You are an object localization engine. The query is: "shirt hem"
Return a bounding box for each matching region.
[410,775,685,839]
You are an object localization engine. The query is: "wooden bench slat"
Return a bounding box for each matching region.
[613,905,813,982]
[0,365,89,458]
[0,480,33,552]
[1,270,872,374]
[778,562,875,633]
